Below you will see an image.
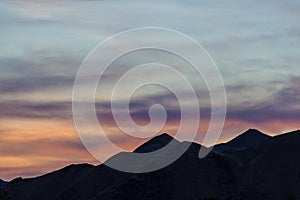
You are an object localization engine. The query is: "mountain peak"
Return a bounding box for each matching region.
[246,128,259,132]
[233,129,271,143]
[244,129,264,134]
[213,129,271,152]
[134,133,178,153]
[153,132,174,140]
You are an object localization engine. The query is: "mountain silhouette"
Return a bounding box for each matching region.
[3,129,300,200]
[212,129,271,152]
[134,133,178,153]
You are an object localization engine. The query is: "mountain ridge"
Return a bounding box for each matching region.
[3,129,300,200]
[0,129,290,181]
[0,129,289,181]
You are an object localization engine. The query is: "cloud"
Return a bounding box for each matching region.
[0,49,81,99]
[227,76,300,123]
[95,76,300,132]
[0,100,71,119]
[273,76,300,107]
[2,76,298,124]
[0,76,74,94]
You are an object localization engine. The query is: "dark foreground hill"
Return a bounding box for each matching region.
[3,129,300,200]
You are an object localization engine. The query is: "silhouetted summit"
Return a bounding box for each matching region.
[213,129,271,152]
[134,133,178,153]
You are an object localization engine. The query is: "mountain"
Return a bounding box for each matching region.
[3,134,234,200]
[212,129,272,153]
[236,130,300,199]
[3,130,300,200]
[0,179,7,188]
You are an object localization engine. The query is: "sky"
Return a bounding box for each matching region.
[0,0,300,180]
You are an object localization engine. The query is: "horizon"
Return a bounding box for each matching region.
[1,127,300,182]
[1,0,300,181]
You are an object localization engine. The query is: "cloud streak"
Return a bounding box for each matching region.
[1,76,299,124]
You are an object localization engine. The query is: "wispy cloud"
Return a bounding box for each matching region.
[0,100,71,119]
